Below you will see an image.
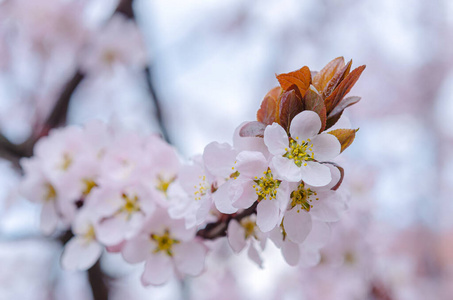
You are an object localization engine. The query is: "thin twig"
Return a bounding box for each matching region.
[197,202,258,240]
[144,66,171,143]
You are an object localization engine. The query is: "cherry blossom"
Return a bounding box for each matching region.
[264,110,341,186]
[61,207,103,271]
[90,182,155,246]
[79,14,147,75]
[121,208,207,286]
[232,150,291,232]
[227,214,267,267]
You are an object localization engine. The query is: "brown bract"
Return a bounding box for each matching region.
[327,128,359,153]
[254,57,365,135]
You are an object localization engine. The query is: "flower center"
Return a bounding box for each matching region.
[82,179,98,197]
[240,218,256,239]
[44,183,57,202]
[102,50,117,65]
[283,137,314,167]
[253,169,281,201]
[84,225,96,243]
[151,230,180,256]
[290,182,318,212]
[61,153,72,170]
[156,175,175,197]
[193,175,208,200]
[120,193,140,215]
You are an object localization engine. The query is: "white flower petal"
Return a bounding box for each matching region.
[236,151,268,178]
[320,164,342,190]
[300,161,331,187]
[289,111,321,141]
[203,142,237,178]
[141,253,173,286]
[173,241,207,276]
[272,156,302,182]
[95,216,127,246]
[283,207,312,244]
[195,196,212,226]
[227,220,247,252]
[256,200,280,232]
[232,179,258,209]
[178,164,205,195]
[247,243,263,268]
[311,133,341,161]
[304,220,331,248]
[269,227,284,248]
[263,123,289,156]
[61,237,102,271]
[213,181,239,214]
[233,122,269,154]
[122,235,154,264]
[281,240,300,266]
[310,191,344,222]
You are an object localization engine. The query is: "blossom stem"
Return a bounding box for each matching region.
[197,202,258,240]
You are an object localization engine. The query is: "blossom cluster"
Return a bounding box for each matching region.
[19,57,365,285]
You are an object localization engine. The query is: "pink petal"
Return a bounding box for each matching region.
[281,240,300,266]
[203,142,237,178]
[122,234,154,264]
[283,207,312,244]
[141,253,173,286]
[269,227,284,248]
[173,241,207,276]
[256,200,280,232]
[310,191,344,222]
[289,111,321,141]
[213,181,239,214]
[263,123,288,156]
[247,243,263,268]
[300,161,331,187]
[233,122,269,154]
[272,156,302,182]
[232,179,258,209]
[320,164,342,190]
[227,219,247,252]
[61,237,102,271]
[96,216,127,246]
[304,220,331,248]
[311,133,341,161]
[236,151,268,178]
[178,164,205,195]
[168,218,196,242]
[195,196,212,226]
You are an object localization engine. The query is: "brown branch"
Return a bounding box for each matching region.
[115,0,135,19]
[38,71,85,139]
[197,202,258,240]
[144,66,171,143]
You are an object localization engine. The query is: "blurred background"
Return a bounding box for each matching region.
[1,0,453,299]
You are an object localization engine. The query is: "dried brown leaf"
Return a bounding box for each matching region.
[279,90,303,132]
[327,128,358,153]
[324,65,366,114]
[276,66,311,97]
[312,57,345,95]
[325,96,361,130]
[322,60,352,100]
[257,87,281,125]
[304,89,327,132]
